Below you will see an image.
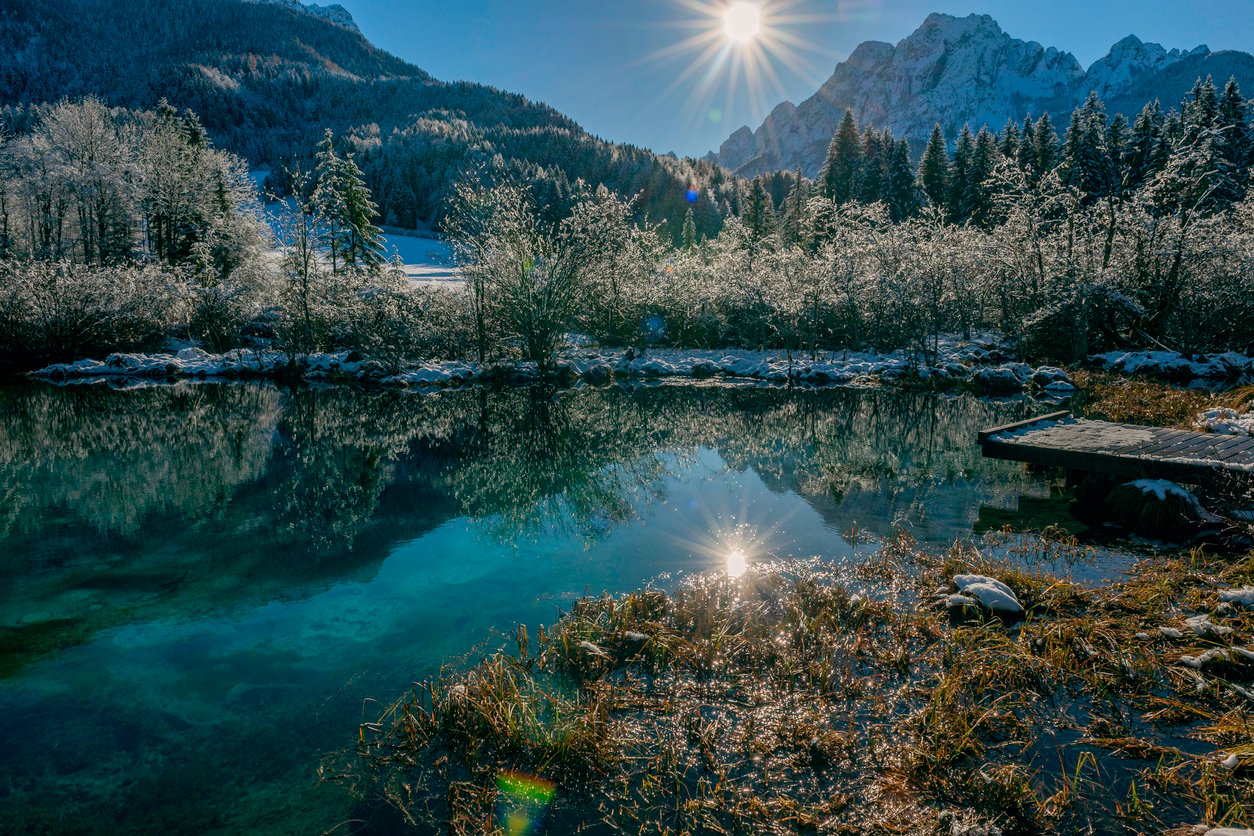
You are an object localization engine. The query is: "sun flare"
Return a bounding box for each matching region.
[723,2,761,43]
[634,1,835,150]
[726,549,748,578]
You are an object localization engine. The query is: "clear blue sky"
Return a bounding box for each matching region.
[338,1,1254,158]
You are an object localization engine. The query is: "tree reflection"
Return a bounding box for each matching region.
[0,380,1040,641]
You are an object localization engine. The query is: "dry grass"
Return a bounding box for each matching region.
[1072,370,1224,429]
[329,536,1254,834]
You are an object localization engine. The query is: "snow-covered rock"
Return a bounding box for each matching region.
[1195,408,1254,437]
[1092,350,1254,382]
[952,574,1024,615]
[1220,587,1254,609]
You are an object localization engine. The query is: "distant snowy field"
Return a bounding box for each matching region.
[251,169,462,286]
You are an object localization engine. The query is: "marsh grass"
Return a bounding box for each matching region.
[332,536,1254,834]
[1072,370,1225,429]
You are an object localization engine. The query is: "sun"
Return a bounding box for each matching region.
[723,2,761,43]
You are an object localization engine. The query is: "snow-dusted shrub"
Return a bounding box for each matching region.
[0,261,181,365]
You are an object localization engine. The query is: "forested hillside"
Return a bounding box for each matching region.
[0,0,733,236]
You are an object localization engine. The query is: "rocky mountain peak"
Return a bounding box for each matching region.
[713,13,1247,179]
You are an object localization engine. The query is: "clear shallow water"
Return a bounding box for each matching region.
[0,381,1073,833]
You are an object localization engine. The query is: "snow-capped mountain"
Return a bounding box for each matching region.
[244,0,358,31]
[714,13,1254,177]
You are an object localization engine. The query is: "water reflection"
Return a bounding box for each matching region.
[0,380,1046,834]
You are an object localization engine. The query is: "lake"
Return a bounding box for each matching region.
[0,380,1080,833]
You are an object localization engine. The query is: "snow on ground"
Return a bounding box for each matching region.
[1091,349,1254,381]
[379,229,461,286]
[1195,407,1254,436]
[31,336,1076,396]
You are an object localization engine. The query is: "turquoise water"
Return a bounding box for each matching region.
[0,381,1060,833]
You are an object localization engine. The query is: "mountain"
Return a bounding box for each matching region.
[0,0,732,235]
[714,13,1254,177]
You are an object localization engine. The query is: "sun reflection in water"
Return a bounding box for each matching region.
[726,549,748,577]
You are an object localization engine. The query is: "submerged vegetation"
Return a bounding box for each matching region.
[337,534,1254,834]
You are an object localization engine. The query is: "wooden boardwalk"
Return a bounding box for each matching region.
[979,411,1254,483]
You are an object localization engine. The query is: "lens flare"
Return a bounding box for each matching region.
[496,772,555,835]
[630,1,839,153]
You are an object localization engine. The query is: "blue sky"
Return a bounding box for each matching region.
[339,1,1254,158]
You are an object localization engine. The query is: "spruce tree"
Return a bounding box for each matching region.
[966,127,999,227]
[1034,113,1060,177]
[1218,77,1252,202]
[1125,101,1166,191]
[883,136,917,221]
[682,206,697,248]
[999,117,1021,160]
[857,126,884,203]
[818,109,861,204]
[743,176,777,241]
[917,124,950,209]
[780,169,809,244]
[1017,115,1037,174]
[948,124,975,223]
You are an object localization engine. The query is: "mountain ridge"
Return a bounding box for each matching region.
[714,13,1254,177]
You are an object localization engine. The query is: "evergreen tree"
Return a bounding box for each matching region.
[1183,76,1220,142]
[818,109,861,204]
[1107,111,1130,195]
[966,127,999,227]
[314,129,385,274]
[1125,101,1167,191]
[1017,115,1037,174]
[743,176,777,241]
[999,117,1021,160]
[1217,76,1252,201]
[857,126,884,203]
[948,124,975,223]
[682,206,697,248]
[780,168,809,244]
[917,124,950,209]
[883,137,918,221]
[1034,113,1060,175]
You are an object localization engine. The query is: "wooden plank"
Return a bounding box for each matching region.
[977,411,1072,443]
[1154,435,1228,461]
[1135,430,1200,457]
[978,415,1254,483]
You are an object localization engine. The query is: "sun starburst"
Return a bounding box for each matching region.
[633,0,838,151]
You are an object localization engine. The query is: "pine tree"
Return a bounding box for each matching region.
[1125,101,1166,191]
[818,109,861,204]
[1017,115,1037,174]
[1034,113,1060,175]
[1183,76,1220,142]
[743,176,777,241]
[780,169,809,244]
[314,129,385,275]
[1217,77,1252,202]
[1107,112,1130,195]
[857,126,883,203]
[917,124,950,209]
[948,124,975,223]
[883,137,918,221]
[966,127,999,227]
[999,117,1021,159]
[682,206,697,248]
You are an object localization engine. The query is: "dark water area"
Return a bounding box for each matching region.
[0,380,1092,833]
